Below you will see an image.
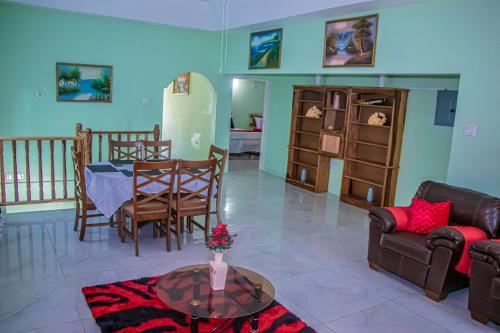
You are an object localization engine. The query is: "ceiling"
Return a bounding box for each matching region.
[9,0,427,31]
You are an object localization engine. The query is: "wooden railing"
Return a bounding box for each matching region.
[0,136,85,206]
[76,123,160,163]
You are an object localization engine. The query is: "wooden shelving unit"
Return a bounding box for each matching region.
[286,85,408,209]
[341,87,408,208]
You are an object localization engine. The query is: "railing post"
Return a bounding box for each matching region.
[76,123,83,135]
[153,124,160,141]
[83,129,92,165]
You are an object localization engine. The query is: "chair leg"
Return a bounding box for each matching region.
[153,221,158,239]
[165,219,171,252]
[180,217,185,234]
[216,198,222,225]
[73,201,80,231]
[79,207,87,241]
[120,209,126,242]
[176,215,182,251]
[133,220,139,256]
[204,214,210,242]
[188,216,194,234]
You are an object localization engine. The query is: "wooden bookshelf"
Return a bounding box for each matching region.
[286,85,408,208]
[341,87,408,208]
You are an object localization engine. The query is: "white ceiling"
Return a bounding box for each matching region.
[9,0,427,31]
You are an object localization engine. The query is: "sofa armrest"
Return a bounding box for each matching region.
[368,207,397,233]
[426,226,465,252]
[470,240,500,275]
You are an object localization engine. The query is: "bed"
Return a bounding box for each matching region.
[229,128,262,154]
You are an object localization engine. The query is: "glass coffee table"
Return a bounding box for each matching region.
[156,264,275,333]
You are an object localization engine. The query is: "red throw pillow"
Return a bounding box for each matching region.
[407,198,451,234]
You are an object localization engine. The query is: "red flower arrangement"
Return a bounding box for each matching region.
[206,224,236,253]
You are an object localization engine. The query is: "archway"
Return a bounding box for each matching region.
[162,72,216,160]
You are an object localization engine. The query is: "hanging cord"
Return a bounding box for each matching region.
[218,0,227,73]
[224,0,229,66]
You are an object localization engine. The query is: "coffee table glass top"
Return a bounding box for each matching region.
[156,264,275,319]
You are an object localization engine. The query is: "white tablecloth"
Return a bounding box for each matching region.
[85,161,216,218]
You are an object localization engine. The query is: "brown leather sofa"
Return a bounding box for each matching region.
[469,240,500,325]
[367,181,500,301]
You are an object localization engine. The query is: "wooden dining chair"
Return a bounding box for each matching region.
[208,145,228,224]
[171,159,216,249]
[121,160,177,256]
[143,140,172,160]
[109,140,143,160]
[71,147,118,240]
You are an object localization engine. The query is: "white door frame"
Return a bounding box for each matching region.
[231,76,270,171]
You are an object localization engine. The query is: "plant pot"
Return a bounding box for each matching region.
[209,252,228,291]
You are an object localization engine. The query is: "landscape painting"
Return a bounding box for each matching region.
[249,28,282,69]
[56,63,112,102]
[323,14,378,67]
[173,72,190,95]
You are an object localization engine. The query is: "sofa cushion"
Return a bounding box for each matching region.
[381,231,432,265]
[408,198,451,234]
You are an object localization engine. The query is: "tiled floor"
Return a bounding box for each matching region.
[0,160,498,333]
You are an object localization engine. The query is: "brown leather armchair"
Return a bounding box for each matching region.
[367,181,500,301]
[469,240,500,325]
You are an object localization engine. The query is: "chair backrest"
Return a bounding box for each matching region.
[415,181,500,238]
[143,140,172,160]
[132,160,177,218]
[176,159,216,211]
[71,146,86,202]
[208,145,228,198]
[109,140,143,160]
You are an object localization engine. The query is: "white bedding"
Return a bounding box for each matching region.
[229,129,262,154]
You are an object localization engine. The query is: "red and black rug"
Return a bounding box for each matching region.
[82,276,316,333]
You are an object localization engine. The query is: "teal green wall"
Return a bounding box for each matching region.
[223,0,500,198]
[0,2,222,137]
[163,72,215,160]
[231,79,265,129]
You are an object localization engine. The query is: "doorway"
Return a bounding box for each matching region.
[162,72,216,160]
[228,78,267,171]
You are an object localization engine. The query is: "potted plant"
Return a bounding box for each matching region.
[206,224,236,290]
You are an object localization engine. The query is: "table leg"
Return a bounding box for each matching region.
[250,314,259,333]
[190,315,199,333]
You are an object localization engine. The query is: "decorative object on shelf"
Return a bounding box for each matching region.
[206,224,236,290]
[333,93,341,109]
[323,14,378,67]
[356,98,386,105]
[249,28,283,69]
[300,168,307,182]
[367,187,375,203]
[56,62,112,103]
[367,112,387,126]
[173,72,190,95]
[327,125,334,130]
[305,105,322,118]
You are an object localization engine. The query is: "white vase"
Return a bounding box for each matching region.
[209,252,228,291]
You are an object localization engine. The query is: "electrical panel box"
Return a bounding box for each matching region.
[435,90,458,127]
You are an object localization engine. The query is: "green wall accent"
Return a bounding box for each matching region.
[162,72,215,161]
[231,79,265,129]
[223,0,500,198]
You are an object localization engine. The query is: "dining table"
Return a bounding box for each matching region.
[85,160,216,218]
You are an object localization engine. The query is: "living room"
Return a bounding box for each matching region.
[0,0,499,332]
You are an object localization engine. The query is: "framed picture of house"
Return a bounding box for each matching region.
[173,72,190,95]
[248,28,283,69]
[56,63,112,102]
[323,14,378,67]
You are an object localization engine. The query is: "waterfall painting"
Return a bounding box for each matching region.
[56,63,112,102]
[323,14,378,67]
[248,28,283,69]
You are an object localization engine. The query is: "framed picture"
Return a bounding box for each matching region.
[56,62,112,102]
[323,14,378,67]
[173,72,190,95]
[248,28,283,70]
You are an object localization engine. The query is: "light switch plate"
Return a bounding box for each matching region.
[464,123,477,136]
